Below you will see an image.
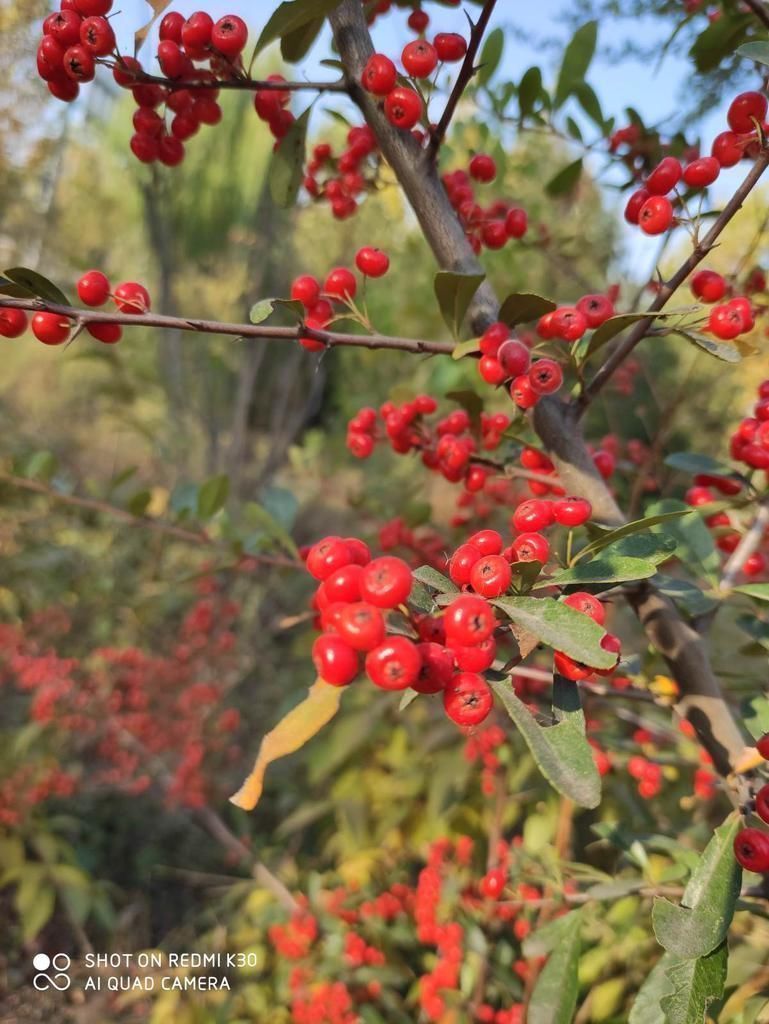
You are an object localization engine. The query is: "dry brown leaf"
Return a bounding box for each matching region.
[134,0,174,55]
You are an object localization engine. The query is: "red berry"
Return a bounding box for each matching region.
[638,195,673,235]
[554,650,593,682]
[708,303,743,340]
[44,11,83,48]
[511,532,549,563]
[133,107,164,136]
[384,86,422,130]
[157,40,191,79]
[733,827,769,872]
[359,556,413,608]
[449,543,482,586]
[469,153,497,183]
[77,269,110,306]
[63,43,95,82]
[402,39,438,78]
[451,636,496,672]
[324,267,357,301]
[479,321,509,356]
[563,592,605,625]
[528,358,563,395]
[362,53,397,95]
[181,11,214,54]
[691,269,726,303]
[312,634,359,686]
[443,673,493,726]
[756,784,769,824]
[73,0,112,13]
[712,131,743,168]
[113,281,150,314]
[479,355,506,385]
[594,633,622,676]
[337,602,386,652]
[433,32,467,62]
[322,564,364,604]
[159,11,185,42]
[365,635,422,690]
[497,339,530,377]
[553,496,592,527]
[211,15,248,57]
[646,156,682,196]
[444,594,495,645]
[576,294,614,328]
[512,499,553,532]
[130,133,159,163]
[0,308,28,338]
[510,374,538,409]
[481,221,507,249]
[467,529,504,556]
[355,247,390,277]
[471,555,512,598]
[682,157,720,189]
[306,536,353,580]
[757,733,769,759]
[727,91,768,134]
[37,36,65,80]
[345,538,371,566]
[552,306,587,342]
[79,15,115,55]
[408,9,430,32]
[31,312,71,346]
[112,55,142,87]
[624,188,650,225]
[505,206,528,238]
[413,642,454,693]
[290,275,321,308]
[87,322,122,344]
[480,868,506,899]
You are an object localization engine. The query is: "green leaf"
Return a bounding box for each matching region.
[545,157,583,197]
[660,944,728,1024]
[655,576,719,618]
[732,583,769,602]
[4,267,69,305]
[269,107,311,209]
[254,0,343,56]
[554,21,598,108]
[528,908,583,1024]
[243,500,299,557]
[737,40,769,66]
[16,875,56,942]
[478,27,504,85]
[742,694,769,740]
[451,337,480,360]
[412,566,458,593]
[0,276,36,298]
[672,328,742,363]
[586,312,652,355]
[197,474,229,520]
[602,532,677,564]
[628,954,668,1024]
[573,81,604,128]
[577,510,693,561]
[538,555,658,588]
[23,450,57,481]
[647,499,720,583]
[250,297,304,324]
[664,452,737,477]
[281,15,324,62]
[433,271,486,336]
[490,680,601,807]
[652,815,741,959]
[493,596,615,668]
[126,489,152,516]
[523,908,583,956]
[690,12,752,72]
[518,66,543,118]
[498,292,556,327]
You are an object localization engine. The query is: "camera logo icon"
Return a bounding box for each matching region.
[32,953,71,991]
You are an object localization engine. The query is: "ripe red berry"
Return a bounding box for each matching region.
[31,312,71,346]
[497,339,530,377]
[553,496,592,527]
[384,86,422,130]
[443,673,493,726]
[157,40,191,79]
[510,374,538,409]
[322,564,364,604]
[312,634,359,686]
[362,53,398,95]
[159,11,185,42]
[130,133,159,163]
[211,15,248,57]
[434,32,467,62]
[449,543,482,586]
[727,91,768,134]
[511,532,549,563]
[113,281,150,314]
[74,0,112,14]
[365,635,422,690]
[79,15,115,55]
[624,188,650,225]
[594,633,622,676]
[181,11,214,54]
[324,267,357,301]
[505,206,528,238]
[0,308,28,338]
[528,358,563,395]
[345,537,371,566]
[638,195,673,235]
[552,306,588,342]
[408,9,429,32]
[645,156,682,196]
[691,269,726,303]
[682,156,720,189]
[63,43,95,82]
[402,39,438,78]
[479,355,506,385]
[337,602,386,652]
[554,650,593,682]
[481,221,507,249]
[451,636,496,672]
[756,784,769,824]
[112,55,142,88]
[44,11,83,48]
[712,131,743,168]
[467,529,503,556]
[480,868,506,899]
[576,293,614,328]
[479,321,509,356]
[355,247,390,277]
[563,592,605,625]
[306,536,353,580]
[512,499,553,532]
[37,36,65,80]
[444,594,496,645]
[87,322,122,344]
[733,826,769,872]
[413,642,454,693]
[470,555,512,598]
[359,556,413,608]
[290,275,321,307]
[708,303,743,340]
[757,733,769,759]
[469,153,497,183]
[77,269,110,306]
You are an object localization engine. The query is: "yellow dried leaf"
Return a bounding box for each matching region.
[134,0,174,55]
[732,747,764,775]
[230,679,343,811]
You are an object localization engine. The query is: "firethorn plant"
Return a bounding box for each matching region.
[6,0,769,1019]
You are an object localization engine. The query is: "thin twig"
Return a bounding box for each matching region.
[719,501,769,592]
[108,63,347,94]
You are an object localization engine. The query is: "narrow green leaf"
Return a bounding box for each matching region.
[655,576,718,617]
[523,908,583,957]
[545,157,583,197]
[660,943,728,1024]
[732,583,769,602]
[477,27,504,85]
[628,953,669,1024]
[243,500,299,557]
[518,66,543,118]
[451,337,481,360]
[433,271,486,336]
[664,452,737,477]
[281,15,324,61]
[269,107,311,209]
[554,21,598,108]
[412,566,458,593]
[498,292,556,327]
[672,328,742,362]
[528,908,583,1024]
[197,474,229,520]
[601,533,677,564]
[652,815,741,959]
[647,499,720,583]
[493,596,615,668]
[737,40,769,66]
[538,555,658,589]
[23,451,57,482]
[573,81,604,127]
[4,267,69,305]
[490,680,601,807]
[254,0,343,56]
[577,510,693,561]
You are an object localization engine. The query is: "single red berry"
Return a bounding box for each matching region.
[359,556,413,608]
[306,536,353,580]
[593,449,616,478]
[469,153,497,183]
[512,499,553,532]
[479,355,506,385]
[347,431,375,458]
[362,53,398,95]
[312,634,359,686]
[181,11,214,54]
[408,9,429,32]
[413,642,453,693]
[434,32,467,62]
[337,602,386,652]
[133,107,164,136]
[470,555,512,598]
[63,44,95,82]
[345,537,371,566]
[171,112,199,140]
[691,269,726,303]
[727,91,768,134]
[505,206,528,238]
[211,15,248,57]
[528,358,563,395]
[594,633,622,676]
[479,321,509,356]
[511,532,549,563]
[365,635,422,690]
[645,156,682,196]
[756,784,769,824]
[290,275,321,308]
[384,86,422,129]
[324,267,357,301]
[576,293,615,328]
[553,496,592,527]
[194,97,223,125]
[563,592,605,624]
[708,303,743,340]
[157,40,191,79]
[444,594,496,645]
[31,312,71,346]
[497,338,530,377]
[44,11,83,48]
[682,156,720,189]
[482,221,507,249]
[733,826,769,872]
[322,564,364,604]
[402,38,438,77]
[443,672,493,726]
[0,308,28,338]
[757,733,769,759]
[449,543,482,586]
[480,868,506,899]
[113,281,150,314]
[77,269,110,306]
[712,131,743,168]
[158,135,185,166]
[552,306,588,342]
[79,15,115,55]
[451,636,496,672]
[87,322,122,344]
[554,650,593,682]
[638,195,673,235]
[510,373,538,409]
[73,0,112,13]
[112,55,142,87]
[467,529,503,556]
[130,133,159,163]
[355,247,389,277]
[159,11,185,42]
[624,188,650,225]
[37,36,65,80]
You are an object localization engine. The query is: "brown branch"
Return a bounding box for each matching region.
[581,147,769,408]
[743,0,769,31]
[108,61,347,94]
[426,0,499,160]
[0,297,454,356]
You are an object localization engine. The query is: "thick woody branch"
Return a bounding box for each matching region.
[329,0,754,788]
[426,0,499,160]
[0,297,454,356]
[582,147,769,408]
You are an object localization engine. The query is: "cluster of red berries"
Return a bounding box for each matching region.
[733,732,769,873]
[536,292,616,343]
[301,128,381,220]
[464,724,506,795]
[475,321,565,408]
[0,761,76,827]
[442,166,529,254]
[624,91,768,236]
[289,253,388,352]
[690,269,759,341]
